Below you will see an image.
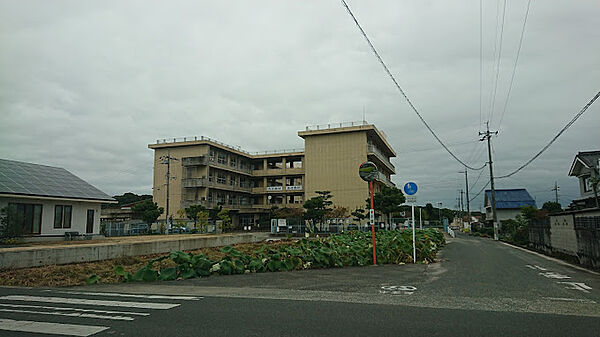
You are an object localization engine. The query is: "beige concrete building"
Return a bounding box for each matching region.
[148,122,396,228]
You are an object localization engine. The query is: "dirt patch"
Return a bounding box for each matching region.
[0,240,287,288]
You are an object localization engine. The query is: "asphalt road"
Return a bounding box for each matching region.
[0,234,599,336]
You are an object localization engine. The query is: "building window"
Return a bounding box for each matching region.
[240,160,247,170]
[217,173,226,184]
[240,196,249,205]
[217,153,226,164]
[209,150,215,161]
[208,192,213,202]
[230,157,237,168]
[217,193,225,204]
[229,195,237,205]
[230,176,237,186]
[7,203,42,235]
[584,176,593,192]
[208,174,214,182]
[240,177,247,188]
[54,205,72,229]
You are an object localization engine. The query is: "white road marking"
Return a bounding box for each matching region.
[557,282,593,293]
[526,264,548,271]
[0,303,149,316]
[0,295,179,309]
[46,290,202,301]
[543,297,597,304]
[379,285,417,295]
[0,308,135,321]
[0,318,108,336]
[539,272,570,279]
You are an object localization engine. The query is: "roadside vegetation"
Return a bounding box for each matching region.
[95,228,445,284]
[0,229,444,287]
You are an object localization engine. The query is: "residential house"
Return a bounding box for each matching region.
[0,159,116,239]
[484,189,537,224]
[567,150,600,210]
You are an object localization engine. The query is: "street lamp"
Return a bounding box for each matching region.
[438,202,442,225]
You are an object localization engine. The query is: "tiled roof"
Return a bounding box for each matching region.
[0,158,115,202]
[577,150,600,168]
[485,189,537,209]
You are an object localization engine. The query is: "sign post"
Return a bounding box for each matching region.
[403,182,418,264]
[359,161,378,266]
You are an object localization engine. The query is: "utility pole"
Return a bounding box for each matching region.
[459,169,471,226]
[480,122,499,240]
[160,152,179,230]
[551,181,559,204]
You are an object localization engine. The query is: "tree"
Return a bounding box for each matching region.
[197,210,209,232]
[109,192,153,208]
[351,208,367,223]
[132,200,164,233]
[274,207,304,219]
[327,206,348,219]
[185,204,207,228]
[367,186,406,224]
[174,209,188,231]
[217,208,231,232]
[541,201,562,213]
[425,203,434,221]
[303,191,333,228]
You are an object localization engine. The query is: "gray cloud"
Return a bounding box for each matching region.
[1,0,598,210]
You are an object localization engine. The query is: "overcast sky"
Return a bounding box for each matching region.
[1,0,598,211]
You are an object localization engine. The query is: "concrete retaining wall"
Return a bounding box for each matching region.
[0,233,270,270]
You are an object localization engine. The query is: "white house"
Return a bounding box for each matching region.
[0,158,116,239]
[484,189,537,224]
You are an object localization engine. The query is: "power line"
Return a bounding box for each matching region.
[498,0,532,131]
[340,0,486,171]
[479,0,483,132]
[470,180,490,202]
[497,89,600,179]
[488,0,508,124]
[469,164,486,191]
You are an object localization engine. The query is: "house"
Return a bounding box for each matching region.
[567,150,600,210]
[484,189,537,224]
[0,159,116,239]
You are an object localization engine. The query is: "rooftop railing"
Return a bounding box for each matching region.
[155,136,304,156]
[304,120,369,132]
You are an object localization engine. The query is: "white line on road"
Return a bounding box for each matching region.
[0,303,149,316]
[46,290,202,301]
[543,297,597,304]
[503,242,600,275]
[0,295,180,309]
[557,282,593,293]
[0,318,108,336]
[0,308,135,321]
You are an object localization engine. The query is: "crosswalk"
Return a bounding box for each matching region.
[0,290,202,336]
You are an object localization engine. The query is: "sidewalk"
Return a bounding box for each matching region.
[0,232,270,269]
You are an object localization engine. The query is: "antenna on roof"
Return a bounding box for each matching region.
[362,106,366,123]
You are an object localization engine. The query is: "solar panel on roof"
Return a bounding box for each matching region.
[0,159,114,202]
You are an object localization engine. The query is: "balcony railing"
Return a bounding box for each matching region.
[367,144,395,171]
[182,178,251,192]
[182,156,253,174]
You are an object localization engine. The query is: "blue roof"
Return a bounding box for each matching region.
[485,189,536,209]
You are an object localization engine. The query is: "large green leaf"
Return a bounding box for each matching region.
[267,260,281,272]
[86,274,100,285]
[159,267,178,281]
[220,260,233,275]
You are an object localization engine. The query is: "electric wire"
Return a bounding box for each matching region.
[469,164,486,191]
[470,180,491,202]
[479,0,483,132]
[340,0,486,171]
[489,0,508,124]
[498,0,532,130]
[497,89,600,179]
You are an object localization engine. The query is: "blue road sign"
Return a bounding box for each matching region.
[403,182,418,195]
